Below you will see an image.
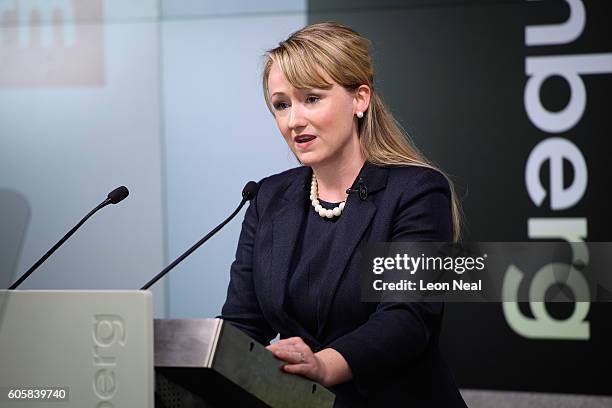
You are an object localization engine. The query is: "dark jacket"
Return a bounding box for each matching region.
[221,162,467,407]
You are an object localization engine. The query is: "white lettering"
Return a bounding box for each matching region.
[525,0,585,46]
[503,265,589,339]
[525,138,587,209]
[525,53,612,133]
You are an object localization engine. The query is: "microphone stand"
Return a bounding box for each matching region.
[9,199,111,290]
[8,186,129,290]
[141,196,250,290]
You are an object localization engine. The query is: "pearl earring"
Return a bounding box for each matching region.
[356,111,364,118]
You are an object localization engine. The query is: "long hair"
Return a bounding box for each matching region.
[262,22,462,242]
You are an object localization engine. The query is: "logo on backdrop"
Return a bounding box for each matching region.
[0,0,105,87]
[504,0,612,340]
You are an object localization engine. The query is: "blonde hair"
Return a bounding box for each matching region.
[262,22,461,242]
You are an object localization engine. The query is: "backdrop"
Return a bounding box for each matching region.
[1,0,610,402]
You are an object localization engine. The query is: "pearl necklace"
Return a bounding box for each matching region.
[310,174,346,219]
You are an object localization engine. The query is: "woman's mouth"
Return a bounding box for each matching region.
[294,134,317,149]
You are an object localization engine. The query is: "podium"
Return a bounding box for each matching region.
[0,290,154,408]
[0,291,335,408]
[155,319,334,407]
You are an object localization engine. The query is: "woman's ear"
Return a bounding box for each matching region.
[354,84,371,115]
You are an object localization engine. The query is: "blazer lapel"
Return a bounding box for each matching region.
[316,162,389,337]
[268,167,314,338]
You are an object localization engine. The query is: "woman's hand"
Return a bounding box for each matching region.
[266,337,352,387]
[266,337,327,384]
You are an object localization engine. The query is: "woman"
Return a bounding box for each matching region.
[221,22,466,407]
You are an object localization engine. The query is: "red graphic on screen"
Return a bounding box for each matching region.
[0,0,105,87]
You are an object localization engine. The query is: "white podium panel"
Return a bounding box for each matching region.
[0,290,153,408]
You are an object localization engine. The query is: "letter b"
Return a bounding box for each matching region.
[524,53,612,133]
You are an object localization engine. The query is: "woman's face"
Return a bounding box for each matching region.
[267,63,365,168]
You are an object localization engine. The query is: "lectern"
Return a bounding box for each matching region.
[0,290,154,408]
[155,319,334,408]
[0,291,335,408]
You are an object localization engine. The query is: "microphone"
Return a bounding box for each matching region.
[346,177,368,200]
[140,181,259,290]
[108,186,129,204]
[8,186,130,290]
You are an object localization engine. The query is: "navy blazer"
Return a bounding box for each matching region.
[221,162,467,407]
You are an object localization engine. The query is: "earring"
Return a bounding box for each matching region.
[356,111,364,118]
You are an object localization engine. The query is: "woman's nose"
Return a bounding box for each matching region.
[288,104,307,130]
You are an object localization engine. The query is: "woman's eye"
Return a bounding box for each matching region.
[306,95,320,104]
[273,102,289,111]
